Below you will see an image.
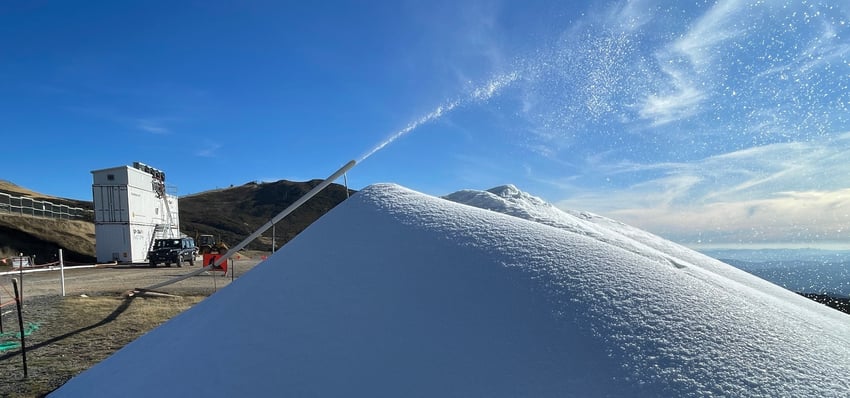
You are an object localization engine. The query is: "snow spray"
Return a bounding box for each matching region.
[357,71,520,163]
[135,72,521,293]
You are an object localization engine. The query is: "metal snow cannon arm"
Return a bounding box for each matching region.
[139,159,356,292]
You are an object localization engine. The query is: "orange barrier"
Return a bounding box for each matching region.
[202,254,228,274]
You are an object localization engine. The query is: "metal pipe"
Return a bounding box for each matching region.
[141,159,357,292]
[12,278,27,378]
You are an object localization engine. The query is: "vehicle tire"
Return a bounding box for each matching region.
[189,257,195,266]
[176,255,183,267]
[149,261,156,268]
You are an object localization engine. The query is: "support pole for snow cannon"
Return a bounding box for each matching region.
[140,160,358,292]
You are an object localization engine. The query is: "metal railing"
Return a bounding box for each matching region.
[0,192,92,221]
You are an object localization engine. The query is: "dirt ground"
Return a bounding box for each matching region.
[0,253,265,397]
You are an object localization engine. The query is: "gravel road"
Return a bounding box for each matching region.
[0,253,264,300]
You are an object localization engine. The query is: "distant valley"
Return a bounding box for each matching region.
[702,248,850,297]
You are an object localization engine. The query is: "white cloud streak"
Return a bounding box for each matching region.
[609,189,850,246]
[608,0,655,33]
[638,78,704,126]
[758,18,850,79]
[196,142,221,158]
[136,119,170,134]
[670,0,747,68]
[554,134,850,247]
[637,0,748,126]
[452,0,849,249]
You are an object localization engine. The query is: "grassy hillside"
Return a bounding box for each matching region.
[179,180,354,251]
[0,179,93,212]
[0,179,353,264]
[0,214,95,263]
[0,181,95,263]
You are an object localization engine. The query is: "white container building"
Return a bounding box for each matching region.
[91,162,180,263]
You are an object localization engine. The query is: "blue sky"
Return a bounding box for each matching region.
[1,0,849,249]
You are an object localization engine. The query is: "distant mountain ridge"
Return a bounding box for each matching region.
[721,258,850,296]
[700,248,850,263]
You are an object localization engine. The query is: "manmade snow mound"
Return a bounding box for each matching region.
[52,184,850,397]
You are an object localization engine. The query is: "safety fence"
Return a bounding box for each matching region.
[0,192,92,221]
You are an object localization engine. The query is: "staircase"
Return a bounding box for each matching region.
[145,196,178,258]
[161,193,176,238]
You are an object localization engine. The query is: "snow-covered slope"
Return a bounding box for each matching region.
[446,185,849,329]
[52,184,850,397]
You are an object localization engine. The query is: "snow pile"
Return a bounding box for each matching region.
[445,185,826,313]
[52,184,850,397]
[443,184,562,223]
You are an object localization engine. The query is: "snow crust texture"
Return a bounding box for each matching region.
[53,183,850,397]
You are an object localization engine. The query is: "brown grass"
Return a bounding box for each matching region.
[0,181,54,200]
[0,293,206,397]
[0,214,95,260]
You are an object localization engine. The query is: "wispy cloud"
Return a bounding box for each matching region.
[758,17,850,79]
[800,20,850,72]
[196,142,221,158]
[65,105,178,135]
[605,188,850,246]
[637,0,747,126]
[553,134,850,247]
[670,0,746,68]
[449,0,848,249]
[514,0,653,147]
[608,0,655,32]
[638,78,704,126]
[516,0,848,142]
[136,119,170,134]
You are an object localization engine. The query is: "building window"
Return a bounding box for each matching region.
[107,174,115,181]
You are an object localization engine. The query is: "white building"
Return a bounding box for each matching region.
[91,162,179,263]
